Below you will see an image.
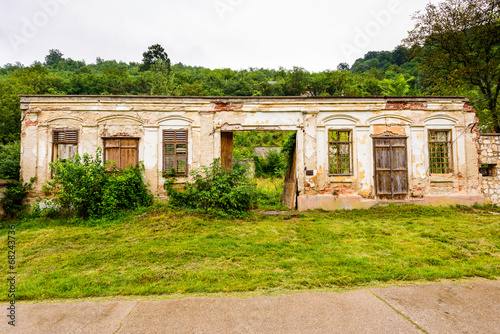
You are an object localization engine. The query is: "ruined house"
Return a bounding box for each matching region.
[19,95,488,210]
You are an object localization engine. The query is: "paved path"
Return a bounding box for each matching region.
[2,281,499,334]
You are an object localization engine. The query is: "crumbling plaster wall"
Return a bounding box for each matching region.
[20,96,483,208]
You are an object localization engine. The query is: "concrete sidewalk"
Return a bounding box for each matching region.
[2,281,499,334]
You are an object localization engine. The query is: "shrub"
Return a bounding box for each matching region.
[1,179,33,220]
[0,141,21,180]
[165,158,256,217]
[31,198,62,219]
[101,167,153,215]
[45,148,153,218]
[254,150,287,178]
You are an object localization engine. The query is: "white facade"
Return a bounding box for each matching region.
[20,95,485,210]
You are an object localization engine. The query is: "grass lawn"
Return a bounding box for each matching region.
[1,204,499,301]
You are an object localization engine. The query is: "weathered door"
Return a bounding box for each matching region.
[221,132,233,170]
[373,136,408,200]
[282,137,298,209]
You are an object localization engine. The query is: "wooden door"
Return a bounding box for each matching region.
[221,132,233,170]
[373,136,408,200]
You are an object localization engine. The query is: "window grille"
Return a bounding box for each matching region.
[429,130,452,174]
[329,130,352,175]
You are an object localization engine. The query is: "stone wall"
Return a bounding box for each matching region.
[479,134,500,203]
[253,146,281,158]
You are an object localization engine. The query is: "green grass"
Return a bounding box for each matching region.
[1,204,499,301]
[253,177,287,211]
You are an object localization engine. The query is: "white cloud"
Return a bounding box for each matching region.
[0,0,434,71]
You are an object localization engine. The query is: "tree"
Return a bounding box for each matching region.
[140,44,171,73]
[0,64,63,144]
[337,63,350,71]
[404,0,500,132]
[44,49,64,66]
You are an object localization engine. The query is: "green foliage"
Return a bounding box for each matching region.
[281,132,297,169]
[380,74,414,96]
[1,179,33,220]
[404,0,500,131]
[102,167,154,214]
[0,141,20,180]
[140,44,171,73]
[233,131,289,159]
[165,158,256,217]
[45,149,153,218]
[253,150,287,179]
[44,49,64,67]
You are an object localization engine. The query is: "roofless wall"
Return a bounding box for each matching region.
[20,95,485,210]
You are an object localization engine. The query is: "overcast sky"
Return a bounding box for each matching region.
[0,0,435,71]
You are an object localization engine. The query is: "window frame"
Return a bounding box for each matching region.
[328,129,353,176]
[428,129,453,174]
[102,137,140,170]
[163,129,189,177]
[52,129,79,163]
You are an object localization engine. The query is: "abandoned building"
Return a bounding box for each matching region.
[19,95,495,211]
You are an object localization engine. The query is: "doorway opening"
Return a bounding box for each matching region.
[221,130,298,210]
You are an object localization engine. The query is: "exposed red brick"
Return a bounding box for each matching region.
[463,102,475,112]
[25,120,38,126]
[214,102,243,111]
[385,101,427,110]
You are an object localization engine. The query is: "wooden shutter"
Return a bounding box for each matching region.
[53,129,78,144]
[103,138,139,169]
[163,130,188,176]
[53,129,78,161]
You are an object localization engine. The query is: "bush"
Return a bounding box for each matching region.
[102,167,153,215]
[45,148,153,218]
[165,158,256,217]
[1,179,33,220]
[254,150,287,178]
[0,141,21,180]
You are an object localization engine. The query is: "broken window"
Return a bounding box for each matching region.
[53,129,78,162]
[163,130,188,176]
[329,130,352,175]
[103,137,139,170]
[429,130,452,174]
[480,164,497,177]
